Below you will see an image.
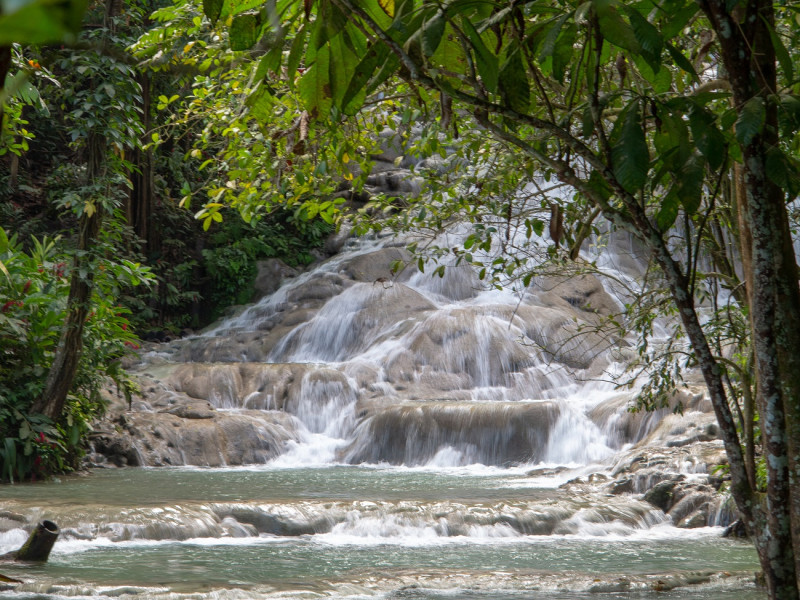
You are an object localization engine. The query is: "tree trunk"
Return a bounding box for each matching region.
[31,208,100,419]
[700,0,800,596]
[14,521,59,562]
[128,72,156,254]
[31,129,105,419]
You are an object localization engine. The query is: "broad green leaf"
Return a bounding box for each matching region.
[287,24,308,87]
[763,18,793,83]
[538,14,570,61]
[587,169,613,201]
[421,10,446,57]
[552,23,576,83]
[661,0,697,39]
[220,0,271,19]
[593,0,641,53]
[656,188,680,231]
[460,15,498,93]
[678,153,704,213]
[633,55,671,93]
[341,42,390,114]
[328,34,359,109]
[625,7,662,71]
[499,48,529,114]
[299,44,333,119]
[688,104,726,171]
[0,0,87,45]
[245,82,275,121]
[229,11,260,51]
[611,102,649,193]
[665,43,699,82]
[735,96,765,147]
[203,0,223,22]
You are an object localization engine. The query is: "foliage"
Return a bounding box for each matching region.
[144,0,800,594]
[0,227,151,482]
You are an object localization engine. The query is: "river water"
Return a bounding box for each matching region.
[0,464,762,599]
[0,230,765,599]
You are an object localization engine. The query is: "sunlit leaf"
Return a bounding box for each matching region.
[378,0,394,17]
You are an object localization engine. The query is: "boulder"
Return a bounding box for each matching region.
[252,259,299,301]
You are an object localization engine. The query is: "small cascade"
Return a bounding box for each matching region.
[343,401,560,466]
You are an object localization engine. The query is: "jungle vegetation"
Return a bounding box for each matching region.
[2,0,800,596]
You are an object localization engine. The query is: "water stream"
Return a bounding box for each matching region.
[0,232,764,599]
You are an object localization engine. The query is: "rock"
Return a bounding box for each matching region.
[161,402,215,419]
[342,401,560,466]
[609,478,635,495]
[643,480,679,512]
[723,519,748,538]
[678,506,711,529]
[339,247,414,283]
[533,274,621,318]
[252,259,299,301]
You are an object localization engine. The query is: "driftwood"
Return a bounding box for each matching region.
[0,520,60,563]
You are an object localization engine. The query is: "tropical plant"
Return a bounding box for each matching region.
[0,227,150,481]
[162,0,800,596]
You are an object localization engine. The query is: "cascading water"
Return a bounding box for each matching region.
[0,222,763,598]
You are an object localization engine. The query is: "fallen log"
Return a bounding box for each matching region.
[14,520,59,562]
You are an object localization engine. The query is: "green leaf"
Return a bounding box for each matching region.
[661,0,697,39]
[0,0,88,45]
[460,15,498,93]
[587,169,612,202]
[593,0,641,53]
[328,34,358,109]
[421,10,446,57]
[611,102,649,193]
[625,7,662,70]
[341,42,390,114]
[203,0,223,22]
[499,48,529,113]
[287,25,309,87]
[735,96,765,147]
[220,0,271,19]
[763,18,793,84]
[656,189,680,231]
[299,44,333,119]
[678,153,704,214]
[229,11,261,51]
[689,104,726,171]
[665,43,699,83]
[538,14,570,61]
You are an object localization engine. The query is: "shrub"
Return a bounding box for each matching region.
[0,227,151,481]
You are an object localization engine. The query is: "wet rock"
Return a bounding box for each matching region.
[252,259,299,301]
[342,401,559,466]
[285,273,345,304]
[643,480,680,512]
[161,402,215,419]
[669,491,713,524]
[339,247,414,283]
[723,519,748,538]
[533,274,621,318]
[678,504,712,529]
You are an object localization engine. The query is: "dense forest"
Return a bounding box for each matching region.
[2,0,800,597]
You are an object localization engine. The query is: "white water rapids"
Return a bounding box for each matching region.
[0,227,763,599]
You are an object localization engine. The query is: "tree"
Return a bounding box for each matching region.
[168,0,800,596]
